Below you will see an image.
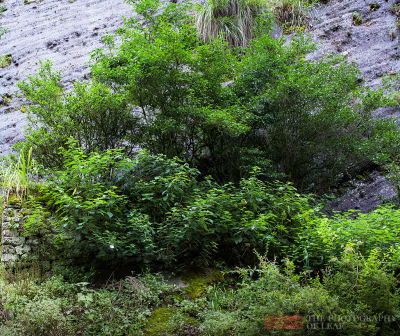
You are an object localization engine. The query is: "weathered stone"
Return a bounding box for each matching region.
[1,245,15,254]
[2,222,11,230]
[20,253,33,261]
[3,208,14,216]
[2,229,19,237]
[10,216,22,223]
[15,245,31,255]
[1,253,18,264]
[1,236,25,246]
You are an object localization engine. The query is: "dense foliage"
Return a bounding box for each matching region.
[3,0,400,334]
[17,63,139,168]
[29,140,314,267]
[17,0,400,189]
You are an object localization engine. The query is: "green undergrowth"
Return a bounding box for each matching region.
[1,248,400,335]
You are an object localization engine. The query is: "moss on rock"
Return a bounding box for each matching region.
[181,267,223,300]
[0,54,12,68]
[144,307,198,336]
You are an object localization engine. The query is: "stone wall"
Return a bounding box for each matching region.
[1,203,50,270]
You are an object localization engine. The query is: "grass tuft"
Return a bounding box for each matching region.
[268,0,316,33]
[194,0,269,48]
[0,148,35,214]
[194,0,316,47]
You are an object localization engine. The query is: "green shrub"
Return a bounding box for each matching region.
[16,62,140,168]
[36,141,315,266]
[292,205,400,271]
[40,141,154,262]
[0,269,174,336]
[15,299,74,336]
[1,250,399,335]
[234,33,398,190]
[199,255,349,335]
[196,251,400,335]
[91,0,247,183]
[324,245,400,318]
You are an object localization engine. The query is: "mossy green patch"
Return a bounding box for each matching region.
[143,307,198,335]
[181,267,223,300]
[144,307,174,335]
[1,95,11,107]
[6,194,23,208]
[0,54,12,68]
[171,291,185,301]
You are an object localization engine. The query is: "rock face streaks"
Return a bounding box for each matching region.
[308,0,400,212]
[0,0,132,156]
[0,0,400,211]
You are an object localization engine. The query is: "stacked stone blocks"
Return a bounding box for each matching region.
[1,203,41,269]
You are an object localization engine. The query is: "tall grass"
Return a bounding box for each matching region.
[194,0,269,48]
[268,0,316,31]
[0,148,35,212]
[194,0,316,46]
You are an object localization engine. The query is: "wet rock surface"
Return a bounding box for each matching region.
[0,0,400,211]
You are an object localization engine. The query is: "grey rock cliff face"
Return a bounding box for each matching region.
[308,0,400,212]
[0,0,132,156]
[0,0,399,211]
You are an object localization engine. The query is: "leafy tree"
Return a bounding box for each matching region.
[17,62,140,168]
[91,0,250,182]
[234,33,397,190]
